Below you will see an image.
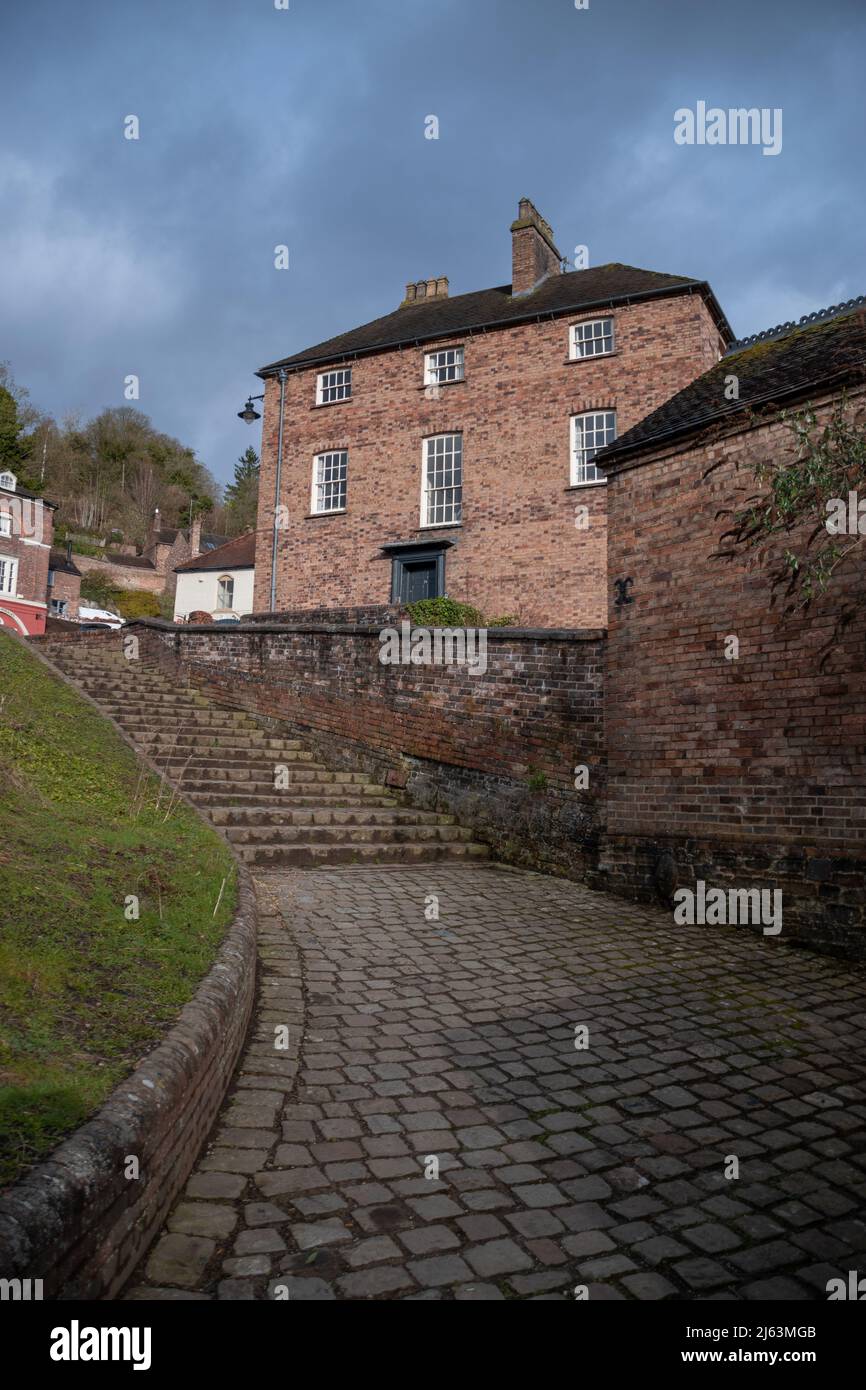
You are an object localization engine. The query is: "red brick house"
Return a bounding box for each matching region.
[253,199,732,627]
[0,471,55,636]
[47,544,82,621]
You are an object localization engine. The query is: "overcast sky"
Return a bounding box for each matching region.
[1,0,863,488]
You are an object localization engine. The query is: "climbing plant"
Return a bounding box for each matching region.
[717,397,866,609]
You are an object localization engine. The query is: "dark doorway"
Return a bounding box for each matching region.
[397,558,438,603]
[383,540,452,604]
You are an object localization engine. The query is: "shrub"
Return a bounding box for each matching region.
[487,614,518,627]
[405,597,484,627]
[79,572,120,611]
[112,589,161,620]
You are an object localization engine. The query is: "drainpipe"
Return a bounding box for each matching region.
[269,367,288,613]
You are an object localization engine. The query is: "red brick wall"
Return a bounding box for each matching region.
[602,387,866,956]
[74,552,164,593]
[127,620,606,877]
[255,291,725,629]
[49,568,80,619]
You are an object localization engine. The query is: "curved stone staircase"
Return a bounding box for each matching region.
[41,638,489,868]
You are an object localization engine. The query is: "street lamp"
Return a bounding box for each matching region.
[237,366,288,612]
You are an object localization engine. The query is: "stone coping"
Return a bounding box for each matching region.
[100,618,608,643]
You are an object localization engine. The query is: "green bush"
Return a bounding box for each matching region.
[405,597,484,627]
[404,598,519,628]
[79,571,120,611]
[113,588,161,620]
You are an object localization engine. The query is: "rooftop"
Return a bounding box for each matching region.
[48,549,81,577]
[597,298,866,468]
[174,531,256,573]
[258,262,733,376]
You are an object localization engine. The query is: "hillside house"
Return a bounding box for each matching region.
[252,198,732,627]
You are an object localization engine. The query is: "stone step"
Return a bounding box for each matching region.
[133,731,305,752]
[112,712,252,730]
[144,751,321,771]
[179,767,373,789]
[235,840,490,867]
[208,805,453,827]
[225,822,474,846]
[196,790,400,809]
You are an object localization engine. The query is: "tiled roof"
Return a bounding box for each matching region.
[258,264,732,375]
[105,552,156,570]
[48,549,81,577]
[0,482,58,509]
[174,531,256,572]
[597,302,866,468]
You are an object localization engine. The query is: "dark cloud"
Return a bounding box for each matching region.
[1,0,863,486]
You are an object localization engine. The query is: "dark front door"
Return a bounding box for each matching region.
[399,559,438,603]
[385,540,451,604]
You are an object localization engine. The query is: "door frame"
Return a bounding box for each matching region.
[381,538,454,605]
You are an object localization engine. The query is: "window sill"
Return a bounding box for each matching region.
[417,379,467,391]
[416,522,463,532]
[565,480,607,491]
[305,509,347,518]
[563,351,619,364]
[311,398,353,409]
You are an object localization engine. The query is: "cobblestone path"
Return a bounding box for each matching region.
[127,865,866,1301]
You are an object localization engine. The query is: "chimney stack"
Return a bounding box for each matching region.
[190,514,202,557]
[402,276,449,306]
[510,198,562,296]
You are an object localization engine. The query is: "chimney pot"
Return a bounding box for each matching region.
[402,276,449,306]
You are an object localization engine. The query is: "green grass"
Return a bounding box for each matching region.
[0,631,237,1186]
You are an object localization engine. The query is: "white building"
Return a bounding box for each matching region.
[173,531,255,622]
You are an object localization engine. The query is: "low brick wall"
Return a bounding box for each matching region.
[0,876,256,1300]
[0,639,258,1299]
[119,619,607,878]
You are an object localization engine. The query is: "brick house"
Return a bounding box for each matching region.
[253,198,731,627]
[0,471,55,636]
[596,299,866,953]
[47,544,82,620]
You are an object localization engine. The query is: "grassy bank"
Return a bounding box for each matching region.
[0,631,236,1186]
